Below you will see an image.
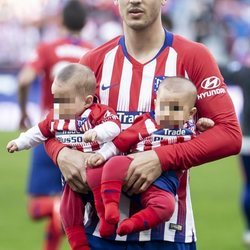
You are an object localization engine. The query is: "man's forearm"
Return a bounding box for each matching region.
[18,85,29,115]
[44,137,67,165]
[154,121,242,171]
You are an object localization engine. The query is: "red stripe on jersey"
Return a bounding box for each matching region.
[63,120,69,131]
[151,48,170,109]
[53,120,59,131]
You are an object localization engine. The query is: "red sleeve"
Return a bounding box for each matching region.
[27,43,47,73]
[113,113,152,152]
[154,39,242,171]
[38,110,54,138]
[44,138,66,166]
[40,110,66,166]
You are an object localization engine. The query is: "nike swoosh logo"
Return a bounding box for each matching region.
[101,83,119,91]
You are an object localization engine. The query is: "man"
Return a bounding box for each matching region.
[220,64,250,246]
[45,0,242,249]
[18,1,92,249]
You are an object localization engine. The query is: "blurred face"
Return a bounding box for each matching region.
[52,81,86,119]
[115,0,165,30]
[154,92,193,129]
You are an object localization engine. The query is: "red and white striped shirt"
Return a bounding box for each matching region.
[99,113,195,160]
[46,31,241,243]
[38,103,120,152]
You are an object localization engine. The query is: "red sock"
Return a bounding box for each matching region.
[43,217,63,250]
[60,184,88,249]
[27,196,63,250]
[101,156,132,224]
[65,225,90,250]
[27,196,55,219]
[117,186,175,236]
[117,207,161,236]
[87,167,116,238]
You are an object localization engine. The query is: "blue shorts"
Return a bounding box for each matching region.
[27,144,62,196]
[87,234,196,250]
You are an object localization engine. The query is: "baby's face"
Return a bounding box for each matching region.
[154,93,191,129]
[52,82,84,119]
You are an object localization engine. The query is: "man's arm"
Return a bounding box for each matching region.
[44,138,90,193]
[124,42,242,194]
[18,66,37,129]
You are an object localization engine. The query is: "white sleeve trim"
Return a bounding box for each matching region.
[15,125,47,151]
[94,121,120,143]
[98,142,119,161]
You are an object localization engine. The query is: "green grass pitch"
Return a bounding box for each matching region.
[0,132,245,250]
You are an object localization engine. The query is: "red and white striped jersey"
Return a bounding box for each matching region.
[112,112,195,153]
[38,103,120,152]
[46,30,241,242]
[27,37,92,113]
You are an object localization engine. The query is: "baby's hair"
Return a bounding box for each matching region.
[56,63,96,96]
[158,77,197,106]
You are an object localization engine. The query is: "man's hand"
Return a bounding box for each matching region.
[19,113,32,130]
[86,153,105,167]
[123,150,162,195]
[57,147,90,193]
[83,129,97,142]
[6,140,18,153]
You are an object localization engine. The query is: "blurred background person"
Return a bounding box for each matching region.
[198,0,250,246]
[17,1,92,250]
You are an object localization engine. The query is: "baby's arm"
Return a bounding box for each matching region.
[6,125,47,153]
[6,110,53,153]
[196,117,215,132]
[83,121,120,143]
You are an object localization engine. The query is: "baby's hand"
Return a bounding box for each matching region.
[196,117,215,132]
[83,129,97,142]
[86,153,105,167]
[6,141,18,153]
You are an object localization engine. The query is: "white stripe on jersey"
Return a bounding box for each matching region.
[138,60,157,111]
[99,46,119,105]
[185,171,197,242]
[115,195,130,241]
[139,229,152,241]
[164,195,179,241]
[68,119,76,130]
[57,120,64,130]
[145,118,156,134]
[164,48,177,76]
[117,57,133,111]
[185,70,190,79]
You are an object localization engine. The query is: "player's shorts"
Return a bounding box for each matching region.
[87,234,196,250]
[27,144,62,196]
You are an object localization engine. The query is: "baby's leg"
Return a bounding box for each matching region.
[86,166,115,238]
[101,156,133,224]
[60,183,90,250]
[117,185,175,236]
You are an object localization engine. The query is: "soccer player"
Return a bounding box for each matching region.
[17,1,92,249]
[86,77,214,237]
[7,63,121,250]
[220,64,250,245]
[44,0,242,249]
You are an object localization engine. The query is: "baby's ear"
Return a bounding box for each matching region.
[85,95,94,106]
